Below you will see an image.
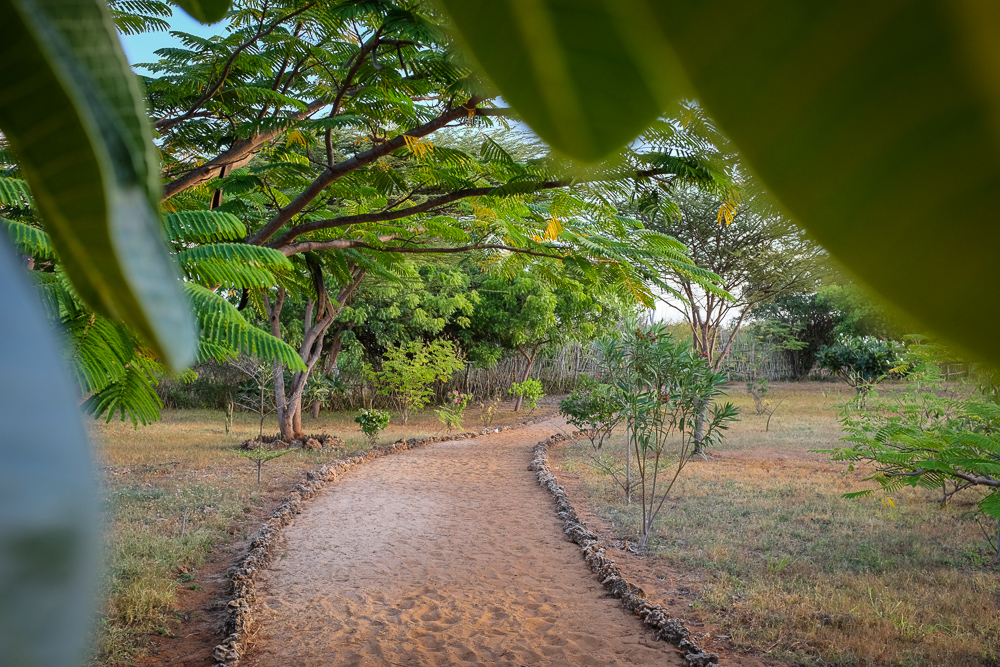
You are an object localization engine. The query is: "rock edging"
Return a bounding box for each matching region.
[529,435,720,667]
[212,415,551,667]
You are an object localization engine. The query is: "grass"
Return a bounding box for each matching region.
[90,399,557,665]
[557,381,1000,667]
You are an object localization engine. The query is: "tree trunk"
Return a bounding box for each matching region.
[311,400,321,419]
[692,400,707,458]
[267,271,365,441]
[263,288,289,436]
[513,345,540,412]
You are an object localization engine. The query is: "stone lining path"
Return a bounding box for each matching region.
[247,419,685,666]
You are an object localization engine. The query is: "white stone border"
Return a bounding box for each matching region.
[211,416,551,667]
[529,434,720,667]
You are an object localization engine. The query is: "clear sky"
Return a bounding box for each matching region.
[119,12,223,68]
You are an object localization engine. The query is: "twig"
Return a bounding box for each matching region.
[765,398,786,432]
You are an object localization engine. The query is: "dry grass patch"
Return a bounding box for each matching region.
[91,400,557,665]
[558,382,1000,667]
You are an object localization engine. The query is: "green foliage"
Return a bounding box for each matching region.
[439,1,1000,377]
[638,186,822,369]
[560,382,623,451]
[436,390,472,433]
[599,324,739,547]
[185,284,304,371]
[354,408,390,447]
[510,378,544,412]
[456,268,621,368]
[0,0,194,369]
[438,0,685,161]
[752,285,904,378]
[826,340,1000,522]
[816,335,905,399]
[366,339,464,423]
[235,445,293,485]
[343,259,479,362]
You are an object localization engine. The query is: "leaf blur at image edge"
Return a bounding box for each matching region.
[438,0,1000,367]
[0,0,196,370]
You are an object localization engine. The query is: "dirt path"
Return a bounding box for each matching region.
[246,419,685,666]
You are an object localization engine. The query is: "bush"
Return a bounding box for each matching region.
[599,325,739,548]
[816,334,905,400]
[354,408,391,447]
[366,339,464,423]
[559,383,622,450]
[436,390,472,433]
[510,378,544,412]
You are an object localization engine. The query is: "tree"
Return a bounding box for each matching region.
[1,156,304,425]
[643,188,823,372]
[7,1,1000,664]
[750,284,904,378]
[439,2,1000,377]
[600,325,738,548]
[366,338,464,423]
[138,1,733,439]
[453,268,623,409]
[815,335,905,402]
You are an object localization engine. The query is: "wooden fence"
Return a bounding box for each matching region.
[718,330,797,381]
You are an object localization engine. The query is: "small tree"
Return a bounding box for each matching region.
[231,357,277,442]
[602,326,739,548]
[510,378,544,414]
[236,445,294,485]
[367,339,464,423]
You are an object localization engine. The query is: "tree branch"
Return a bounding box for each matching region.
[154,2,317,133]
[268,180,567,248]
[247,97,485,246]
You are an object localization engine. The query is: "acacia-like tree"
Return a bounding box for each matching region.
[133,0,732,439]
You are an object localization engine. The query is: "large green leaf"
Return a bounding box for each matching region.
[439,0,1000,368]
[173,0,230,24]
[0,242,99,667]
[439,0,691,162]
[0,0,195,370]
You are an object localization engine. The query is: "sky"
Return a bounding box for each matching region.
[119,12,223,68]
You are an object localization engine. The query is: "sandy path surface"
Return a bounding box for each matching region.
[248,419,684,666]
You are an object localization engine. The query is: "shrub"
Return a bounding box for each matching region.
[559,383,623,451]
[816,334,905,401]
[599,325,739,548]
[436,391,472,433]
[366,339,464,423]
[354,408,391,447]
[510,378,544,413]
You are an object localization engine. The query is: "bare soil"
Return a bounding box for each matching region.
[245,418,686,666]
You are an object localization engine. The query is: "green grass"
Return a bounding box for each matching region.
[89,399,559,665]
[557,381,1000,667]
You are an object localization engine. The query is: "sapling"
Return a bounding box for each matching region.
[355,408,390,447]
[436,391,472,433]
[510,378,544,414]
[236,445,294,484]
[601,325,739,549]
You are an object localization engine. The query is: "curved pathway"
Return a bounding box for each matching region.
[248,420,684,666]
